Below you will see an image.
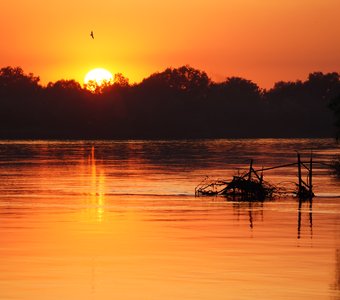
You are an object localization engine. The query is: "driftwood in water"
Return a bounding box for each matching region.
[195,153,319,200]
[195,160,276,200]
[220,160,275,200]
[195,177,228,197]
[220,175,275,200]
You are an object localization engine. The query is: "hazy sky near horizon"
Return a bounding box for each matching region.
[1,0,340,88]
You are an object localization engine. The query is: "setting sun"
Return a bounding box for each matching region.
[84,68,113,91]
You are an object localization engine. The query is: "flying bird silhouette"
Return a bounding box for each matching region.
[90,31,94,39]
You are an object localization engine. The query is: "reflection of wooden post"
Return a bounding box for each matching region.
[309,198,313,238]
[309,153,313,196]
[249,202,253,229]
[297,153,302,196]
[297,199,302,239]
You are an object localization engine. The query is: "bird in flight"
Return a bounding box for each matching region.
[90,31,94,39]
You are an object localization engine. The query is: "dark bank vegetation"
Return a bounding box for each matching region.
[0,65,340,139]
[330,95,340,140]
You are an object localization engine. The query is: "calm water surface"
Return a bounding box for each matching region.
[0,139,340,299]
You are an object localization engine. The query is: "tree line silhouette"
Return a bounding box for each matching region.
[0,65,339,139]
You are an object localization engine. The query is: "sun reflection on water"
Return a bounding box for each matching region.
[84,145,106,222]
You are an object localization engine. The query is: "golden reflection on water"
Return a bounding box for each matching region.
[74,145,107,223]
[1,195,340,299]
[0,140,340,300]
[88,146,105,222]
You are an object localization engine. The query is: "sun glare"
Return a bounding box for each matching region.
[84,68,113,91]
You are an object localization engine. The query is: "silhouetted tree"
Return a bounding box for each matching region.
[140,65,210,94]
[0,67,42,136]
[265,72,340,137]
[100,73,130,95]
[47,79,82,91]
[0,66,40,89]
[306,72,340,101]
[0,66,41,102]
[84,79,113,94]
[114,73,129,87]
[205,77,264,137]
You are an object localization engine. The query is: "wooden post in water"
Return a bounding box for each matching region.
[248,159,253,181]
[260,167,264,185]
[297,153,302,196]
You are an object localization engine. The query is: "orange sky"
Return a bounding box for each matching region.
[1,0,340,88]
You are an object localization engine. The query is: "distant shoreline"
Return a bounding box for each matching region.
[1,66,339,142]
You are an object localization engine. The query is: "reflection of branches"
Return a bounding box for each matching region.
[231,200,264,229]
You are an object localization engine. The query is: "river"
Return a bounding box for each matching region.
[0,139,340,299]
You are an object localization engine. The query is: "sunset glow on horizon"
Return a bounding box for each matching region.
[1,0,340,88]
